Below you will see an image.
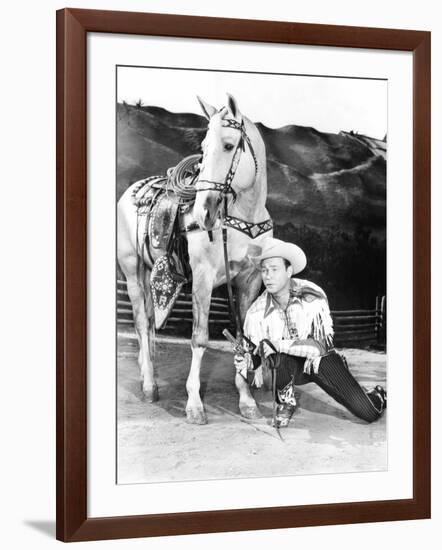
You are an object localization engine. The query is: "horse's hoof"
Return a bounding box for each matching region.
[186,408,208,425]
[239,405,262,420]
[142,384,159,403]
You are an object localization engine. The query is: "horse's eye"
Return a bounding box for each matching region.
[224,143,234,152]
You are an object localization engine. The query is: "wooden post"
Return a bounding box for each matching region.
[375,295,380,343]
[380,295,386,345]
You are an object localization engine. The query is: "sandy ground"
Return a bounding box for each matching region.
[117,335,387,484]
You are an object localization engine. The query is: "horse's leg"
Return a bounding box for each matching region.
[121,261,158,402]
[186,266,215,425]
[117,186,158,401]
[234,266,263,419]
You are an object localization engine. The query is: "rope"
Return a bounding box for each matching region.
[167,154,202,205]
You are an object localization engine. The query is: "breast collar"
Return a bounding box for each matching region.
[181,214,273,239]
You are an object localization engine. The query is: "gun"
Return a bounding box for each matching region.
[222,329,256,379]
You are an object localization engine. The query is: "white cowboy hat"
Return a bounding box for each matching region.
[250,237,307,275]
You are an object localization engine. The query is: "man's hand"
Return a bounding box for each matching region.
[262,340,279,358]
[234,352,252,374]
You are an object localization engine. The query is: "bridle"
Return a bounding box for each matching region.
[194,115,261,339]
[195,117,259,203]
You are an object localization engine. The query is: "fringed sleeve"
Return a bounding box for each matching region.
[294,278,334,350]
[310,298,334,351]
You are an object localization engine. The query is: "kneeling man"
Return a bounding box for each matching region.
[235,238,386,428]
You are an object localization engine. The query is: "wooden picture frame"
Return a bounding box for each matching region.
[56,8,431,542]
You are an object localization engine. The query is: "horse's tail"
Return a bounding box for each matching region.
[135,206,156,364]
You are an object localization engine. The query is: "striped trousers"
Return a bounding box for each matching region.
[273,352,385,423]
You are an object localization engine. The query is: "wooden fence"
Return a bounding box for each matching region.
[117,279,386,347]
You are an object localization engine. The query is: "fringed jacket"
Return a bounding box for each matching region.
[243,278,334,386]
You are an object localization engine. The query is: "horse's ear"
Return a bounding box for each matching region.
[226,93,241,120]
[197,96,217,120]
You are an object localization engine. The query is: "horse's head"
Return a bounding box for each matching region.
[193,94,260,231]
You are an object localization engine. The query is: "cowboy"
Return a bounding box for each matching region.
[234,237,387,428]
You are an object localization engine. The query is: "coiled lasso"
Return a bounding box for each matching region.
[166,154,202,206]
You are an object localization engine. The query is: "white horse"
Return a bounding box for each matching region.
[117,94,273,424]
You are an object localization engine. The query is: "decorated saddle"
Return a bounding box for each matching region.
[130,152,273,330]
[131,158,199,329]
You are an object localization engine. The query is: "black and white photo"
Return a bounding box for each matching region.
[116,65,387,484]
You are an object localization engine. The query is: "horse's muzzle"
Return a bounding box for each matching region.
[195,194,221,231]
[197,207,216,231]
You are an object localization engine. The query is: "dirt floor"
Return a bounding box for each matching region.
[117,334,387,484]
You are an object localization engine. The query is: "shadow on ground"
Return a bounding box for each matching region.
[117,337,387,484]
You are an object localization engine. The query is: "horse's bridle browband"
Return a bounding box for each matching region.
[195,118,259,200]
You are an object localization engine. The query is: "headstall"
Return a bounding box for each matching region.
[192,115,272,337]
[195,118,259,201]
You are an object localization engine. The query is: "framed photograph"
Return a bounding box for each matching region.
[56,8,431,542]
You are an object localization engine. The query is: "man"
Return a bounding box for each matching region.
[234,237,386,428]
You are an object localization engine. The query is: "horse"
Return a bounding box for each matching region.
[117,94,273,424]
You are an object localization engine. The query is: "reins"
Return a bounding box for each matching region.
[221,194,242,335]
[259,339,284,441]
[195,117,259,337]
[196,116,281,437]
